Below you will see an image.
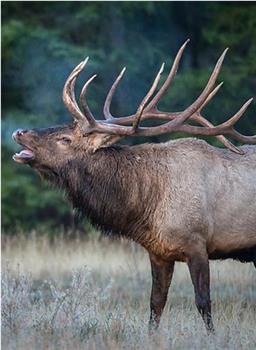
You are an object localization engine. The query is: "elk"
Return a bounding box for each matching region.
[12,40,256,333]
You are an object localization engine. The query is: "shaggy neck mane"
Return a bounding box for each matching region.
[52,145,159,238]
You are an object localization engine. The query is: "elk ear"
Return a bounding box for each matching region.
[89,133,122,152]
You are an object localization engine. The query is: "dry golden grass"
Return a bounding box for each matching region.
[2,233,256,350]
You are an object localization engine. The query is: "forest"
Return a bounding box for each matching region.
[2,2,256,233]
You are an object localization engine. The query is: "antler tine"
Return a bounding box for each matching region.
[63,58,90,124]
[133,63,165,130]
[146,39,190,112]
[104,67,126,120]
[198,82,224,112]
[191,113,243,154]
[168,48,229,128]
[228,129,256,144]
[189,82,243,154]
[70,78,79,109]
[79,74,98,126]
[171,98,254,137]
[69,58,89,110]
[217,97,254,129]
[194,82,243,154]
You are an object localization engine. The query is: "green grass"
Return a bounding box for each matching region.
[2,233,256,350]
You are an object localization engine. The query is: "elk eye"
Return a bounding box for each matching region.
[59,137,71,144]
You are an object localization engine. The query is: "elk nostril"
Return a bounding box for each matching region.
[12,129,27,140]
[20,129,28,135]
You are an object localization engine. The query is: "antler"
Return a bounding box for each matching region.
[63,41,255,153]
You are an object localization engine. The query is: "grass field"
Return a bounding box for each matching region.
[2,233,256,350]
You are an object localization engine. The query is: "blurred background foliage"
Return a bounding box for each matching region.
[2,2,256,234]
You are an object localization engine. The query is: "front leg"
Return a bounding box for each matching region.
[187,249,214,333]
[149,253,175,330]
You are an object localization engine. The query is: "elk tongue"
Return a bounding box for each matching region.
[16,149,34,158]
[13,149,34,162]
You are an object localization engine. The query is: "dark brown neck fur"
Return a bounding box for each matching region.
[53,145,159,238]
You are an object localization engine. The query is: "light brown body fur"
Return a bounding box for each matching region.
[131,139,256,261]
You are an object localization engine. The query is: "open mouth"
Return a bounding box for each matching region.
[13,148,34,163]
[12,130,35,164]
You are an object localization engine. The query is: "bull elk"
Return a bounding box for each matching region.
[12,40,256,333]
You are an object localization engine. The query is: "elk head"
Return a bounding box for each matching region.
[13,40,256,177]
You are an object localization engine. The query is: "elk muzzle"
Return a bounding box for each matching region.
[12,129,35,163]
